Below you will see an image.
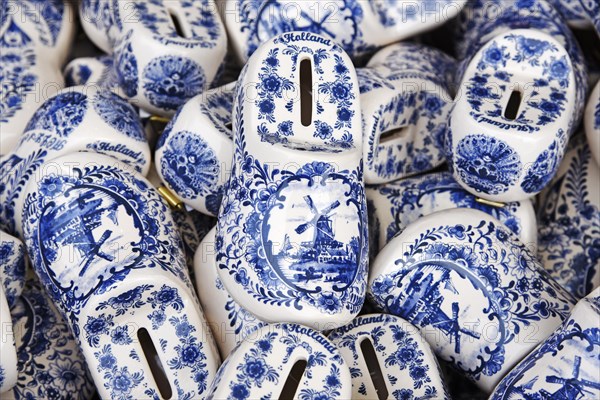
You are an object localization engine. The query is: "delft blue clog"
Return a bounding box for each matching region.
[222,0,466,63]
[490,286,600,399]
[0,231,26,308]
[194,227,267,359]
[63,55,119,90]
[586,81,600,165]
[19,152,220,399]
[0,285,17,393]
[550,0,600,35]
[1,0,76,155]
[538,134,600,299]
[155,82,235,216]
[216,32,368,330]
[206,322,352,399]
[357,42,456,184]
[0,86,150,235]
[368,208,576,392]
[328,313,450,399]
[79,0,228,116]
[366,171,538,255]
[2,276,96,400]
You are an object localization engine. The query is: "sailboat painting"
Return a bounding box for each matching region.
[38,185,144,299]
[263,176,361,293]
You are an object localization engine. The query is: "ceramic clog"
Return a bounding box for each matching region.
[216,32,368,330]
[155,82,235,216]
[2,276,96,399]
[356,42,455,184]
[368,208,576,392]
[0,285,18,394]
[328,313,450,399]
[366,171,538,255]
[490,286,600,399]
[221,0,466,63]
[19,152,220,399]
[0,85,150,235]
[449,0,587,202]
[79,0,228,116]
[550,0,600,35]
[537,134,600,299]
[586,81,600,165]
[1,0,76,155]
[206,322,352,399]
[194,227,267,359]
[63,55,119,90]
[0,231,26,308]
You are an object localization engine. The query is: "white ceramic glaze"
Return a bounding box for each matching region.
[0,85,151,236]
[329,313,450,399]
[216,32,368,330]
[585,81,600,165]
[366,171,538,255]
[0,231,26,308]
[490,286,600,399]
[19,152,220,399]
[221,0,467,63]
[155,82,235,216]
[538,134,600,299]
[2,276,96,399]
[207,323,352,399]
[357,42,455,184]
[0,285,18,394]
[194,227,267,359]
[368,208,576,392]
[79,0,228,116]
[1,0,76,155]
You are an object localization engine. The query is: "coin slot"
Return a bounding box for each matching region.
[379,126,409,144]
[504,89,522,120]
[300,58,313,127]
[138,327,172,399]
[225,122,232,130]
[168,8,188,38]
[360,338,388,400]
[278,359,308,400]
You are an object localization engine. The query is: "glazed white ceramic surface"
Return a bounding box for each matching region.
[329,313,450,399]
[0,285,18,394]
[221,0,467,63]
[207,323,352,399]
[19,152,220,399]
[357,42,455,184]
[366,171,538,255]
[2,276,96,400]
[538,134,600,299]
[1,0,76,155]
[194,227,267,359]
[0,231,26,308]
[368,208,576,392]
[490,286,600,399]
[79,0,228,116]
[216,32,368,330]
[0,85,150,236]
[585,81,600,165]
[155,82,235,216]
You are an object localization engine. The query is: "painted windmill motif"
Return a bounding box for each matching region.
[295,195,340,247]
[540,356,600,399]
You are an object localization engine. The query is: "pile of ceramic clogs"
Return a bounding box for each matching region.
[1,1,599,399]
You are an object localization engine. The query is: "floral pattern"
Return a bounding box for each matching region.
[0,234,26,308]
[142,55,205,111]
[93,90,145,142]
[520,129,567,193]
[455,134,521,195]
[369,212,575,385]
[24,92,88,138]
[114,31,138,98]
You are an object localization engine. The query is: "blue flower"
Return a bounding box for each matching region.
[257,339,272,353]
[317,293,341,313]
[330,81,352,101]
[314,120,333,139]
[278,120,293,136]
[448,225,466,240]
[142,55,205,110]
[483,44,505,66]
[258,98,275,115]
[337,107,353,123]
[48,358,85,393]
[179,342,203,366]
[110,368,135,395]
[40,175,65,198]
[394,388,414,400]
[98,350,117,370]
[153,286,179,306]
[111,326,132,345]
[261,74,283,95]
[244,356,268,381]
[84,315,110,335]
[108,287,145,310]
[231,383,250,400]
[175,319,194,338]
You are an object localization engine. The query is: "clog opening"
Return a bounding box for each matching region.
[278,358,308,399]
[360,337,389,400]
[504,89,522,121]
[167,7,190,38]
[138,327,173,399]
[300,58,313,127]
[379,126,410,144]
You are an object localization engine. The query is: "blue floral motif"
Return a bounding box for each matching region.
[521,134,564,193]
[160,130,220,200]
[455,134,521,195]
[24,92,88,137]
[369,216,576,384]
[0,236,26,307]
[114,31,138,98]
[143,55,205,110]
[93,90,145,141]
